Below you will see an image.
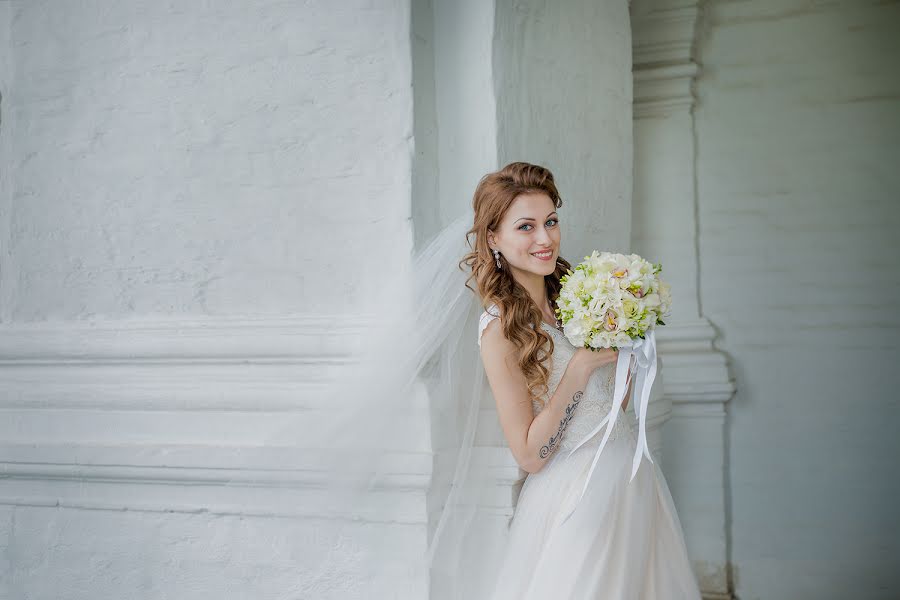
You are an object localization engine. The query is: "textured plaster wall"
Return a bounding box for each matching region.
[693,1,900,598]
[1,0,413,324]
[432,0,499,222]
[2,506,424,600]
[0,0,12,318]
[493,0,633,257]
[0,2,423,599]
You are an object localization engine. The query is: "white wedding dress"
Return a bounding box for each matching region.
[478,304,702,599]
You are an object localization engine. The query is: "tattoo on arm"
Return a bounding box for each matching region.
[539,390,584,459]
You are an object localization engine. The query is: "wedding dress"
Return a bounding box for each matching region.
[478,304,702,599]
[234,212,702,599]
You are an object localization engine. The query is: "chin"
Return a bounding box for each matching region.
[528,257,557,276]
[540,263,557,276]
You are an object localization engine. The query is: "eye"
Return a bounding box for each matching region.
[518,218,558,231]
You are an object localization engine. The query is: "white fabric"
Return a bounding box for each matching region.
[226,211,488,600]
[560,328,659,524]
[229,209,700,599]
[482,306,702,599]
[477,304,502,348]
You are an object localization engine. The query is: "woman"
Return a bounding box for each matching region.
[462,162,702,599]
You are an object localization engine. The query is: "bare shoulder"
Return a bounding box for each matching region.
[480,316,504,349]
[479,315,517,364]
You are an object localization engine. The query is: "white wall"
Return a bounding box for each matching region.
[694,1,900,598]
[411,0,441,248]
[1,0,412,323]
[0,0,12,315]
[433,0,500,223]
[0,2,423,599]
[494,0,633,257]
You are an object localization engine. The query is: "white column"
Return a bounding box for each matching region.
[631,1,735,598]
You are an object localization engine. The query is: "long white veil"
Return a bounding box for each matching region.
[227,208,499,599]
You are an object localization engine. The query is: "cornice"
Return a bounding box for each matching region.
[630,1,703,118]
[0,315,434,520]
[0,314,372,362]
[631,4,701,68]
[0,443,433,521]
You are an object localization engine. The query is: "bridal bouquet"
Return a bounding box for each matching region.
[555,251,672,523]
[553,250,671,351]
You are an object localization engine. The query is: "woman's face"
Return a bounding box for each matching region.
[488,192,561,278]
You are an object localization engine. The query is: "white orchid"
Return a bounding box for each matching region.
[554,251,671,350]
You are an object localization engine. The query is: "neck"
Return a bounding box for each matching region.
[510,266,549,311]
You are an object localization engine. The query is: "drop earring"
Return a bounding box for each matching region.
[493,248,502,270]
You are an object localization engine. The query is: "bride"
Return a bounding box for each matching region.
[461,162,702,599]
[254,161,703,599]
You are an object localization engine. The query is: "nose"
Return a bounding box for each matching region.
[535,228,552,246]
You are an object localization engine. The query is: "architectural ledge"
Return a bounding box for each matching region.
[0,442,433,522]
[0,314,370,362]
[0,315,434,522]
[631,2,701,68]
[633,62,699,118]
[655,319,736,406]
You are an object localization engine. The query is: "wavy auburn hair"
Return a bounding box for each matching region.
[458,162,573,409]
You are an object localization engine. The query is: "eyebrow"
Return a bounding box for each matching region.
[514,211,558,224]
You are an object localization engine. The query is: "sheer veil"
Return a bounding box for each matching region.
[226,208,499,599]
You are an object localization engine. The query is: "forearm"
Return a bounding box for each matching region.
[521,360,591,473]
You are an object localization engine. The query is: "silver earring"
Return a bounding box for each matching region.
[493,248,502,270]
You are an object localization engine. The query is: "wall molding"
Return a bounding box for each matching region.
[632,5,700,66]
[0,315,434,521]
[657,319,735,406]
[0,315,388,411]
[0,314,371,362]
[631,3,702,119]
[0,442,431,522]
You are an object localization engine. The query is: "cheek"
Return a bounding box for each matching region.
[514,238,533,253]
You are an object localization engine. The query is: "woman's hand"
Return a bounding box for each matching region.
[572,348,636,411]
[571,347,619,378]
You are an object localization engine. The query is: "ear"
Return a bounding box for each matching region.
[487,229,496,249]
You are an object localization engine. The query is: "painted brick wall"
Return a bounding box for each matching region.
[694,1,900,598]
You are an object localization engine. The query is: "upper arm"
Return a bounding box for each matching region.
[479,318,536,469]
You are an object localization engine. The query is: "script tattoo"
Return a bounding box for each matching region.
[539,390,584,459]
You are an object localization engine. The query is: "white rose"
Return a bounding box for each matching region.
[643,292,661,308]
[614,331,632,346]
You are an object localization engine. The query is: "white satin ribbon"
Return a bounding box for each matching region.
[560,328,657,525]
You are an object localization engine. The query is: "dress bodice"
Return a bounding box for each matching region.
[478,305,631,452]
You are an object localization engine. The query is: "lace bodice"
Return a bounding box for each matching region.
[478,305,632,452]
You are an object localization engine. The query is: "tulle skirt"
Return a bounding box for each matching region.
[488,417,703,600]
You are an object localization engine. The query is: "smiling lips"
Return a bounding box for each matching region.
[531,250,553,261]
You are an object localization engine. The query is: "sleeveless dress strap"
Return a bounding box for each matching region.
[477,304,501,348]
